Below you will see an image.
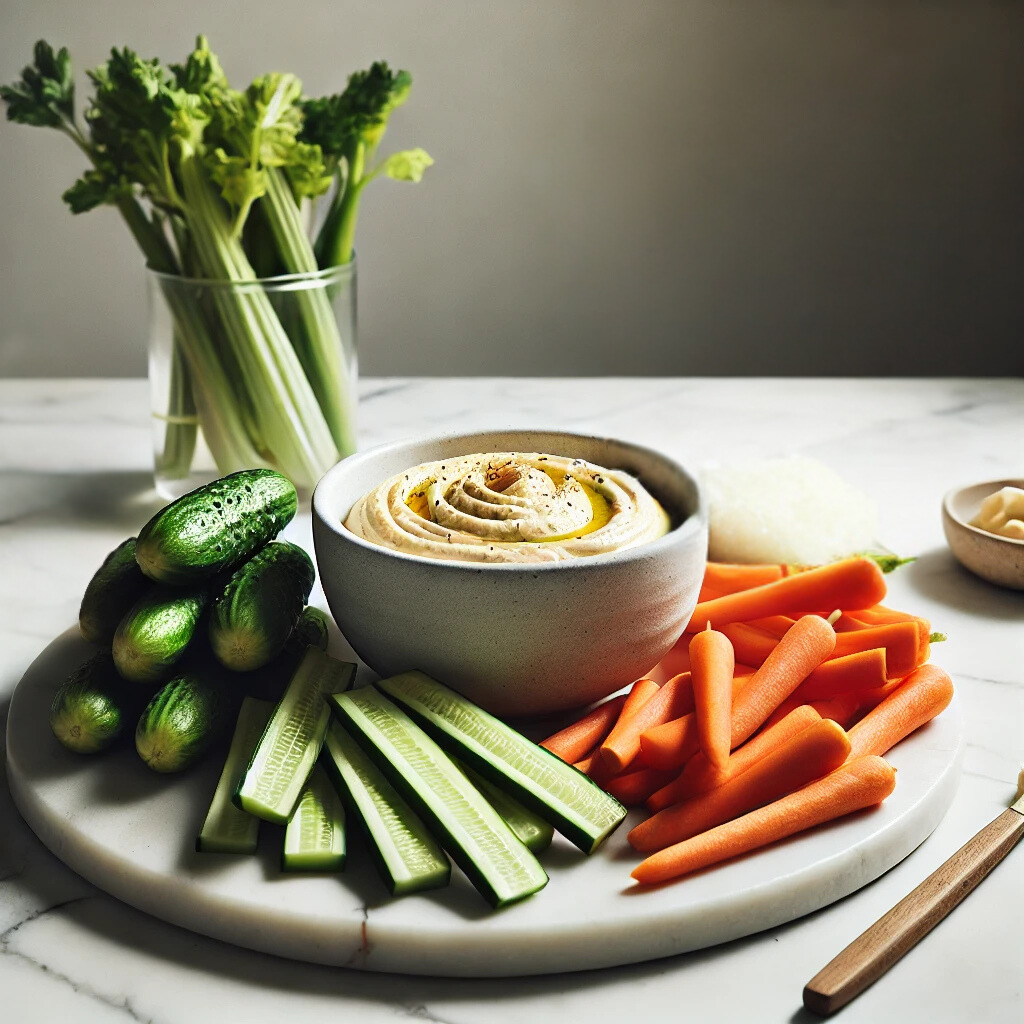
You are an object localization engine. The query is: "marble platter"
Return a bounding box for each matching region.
[6,626,962,978]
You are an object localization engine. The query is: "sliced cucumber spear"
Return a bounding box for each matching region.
[282,764,346,872]
[236,647,355,823]
[323,721,450,897]
[197,697,274,854]
[376,672,626,854]
[330,687,547,909]
[457,761,554,854]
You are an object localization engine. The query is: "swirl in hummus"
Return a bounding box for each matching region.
[344,451,672,562]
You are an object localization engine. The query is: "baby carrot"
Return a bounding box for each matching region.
[791,649,890,702]
[763,691,862,732]
[630,755,897,886]
[686,557,887,631]
[689,625,734,769]
[746,615,798,638]
[540,694,628,763]
[637,712,700,772]
[832,621,921,677]
[729,614,837,748]
[846,664,954,760]
[638,671,753,772]
[720,622,779,668]
[596,678,661,774]
[647,704,822,812]
[698,562,785,602]
[605,767,677,807]
[629,718,852,852]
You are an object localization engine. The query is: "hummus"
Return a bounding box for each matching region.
[344,451,672,562]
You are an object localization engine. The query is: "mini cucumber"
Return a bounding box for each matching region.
[79,538,149,644]
[282,764,346,871]
[243,606,331,702]
[330,687,548,909]
[135,469,297,585]
[209,540,315,672]
[49,651,146,754]
[196,697,274,853]
[458,762,554,853]
[135,665,236,773]
[236,647,356,823]
[376,672,626,854]
[112,584,207,684]
[323,721,450,896]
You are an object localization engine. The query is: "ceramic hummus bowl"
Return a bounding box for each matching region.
[312,429,707,716]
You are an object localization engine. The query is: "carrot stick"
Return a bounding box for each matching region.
[763,692,862,732]
[605,767,677,807]
[637,671,753,772]
[729,614,836,749]
[647,704,822,812]
[629,718,852,852]
[595,678,661,774]
[689,625,735,769]
[720,622,779,667]
[832,621,921,677]
[846,664,954,760]
[685,557,887,632]
[791,648,890,701]
[573,749,601,777]
[850,604,918,625]
[747,615,797,638]
[630,755,897,885]
[637,712,700,772]
[698,562,785,602]
[723,622,919,681]
[539,694,628,763]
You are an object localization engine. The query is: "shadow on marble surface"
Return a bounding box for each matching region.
[0,470,161,532]
[902,547,1024,620]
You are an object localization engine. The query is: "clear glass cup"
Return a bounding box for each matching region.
[147,262,357,500]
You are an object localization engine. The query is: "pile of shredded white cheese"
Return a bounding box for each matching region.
[702,456,878,565]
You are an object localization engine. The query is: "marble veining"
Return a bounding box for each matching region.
[0,378,1022,1024]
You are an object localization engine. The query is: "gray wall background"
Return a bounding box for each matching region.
[1,1,1021,378]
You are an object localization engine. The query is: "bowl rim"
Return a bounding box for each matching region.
[941,478,1024,548]
[312,426,708,572]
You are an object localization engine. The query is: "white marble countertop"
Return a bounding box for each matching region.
[1,377,1021,1024]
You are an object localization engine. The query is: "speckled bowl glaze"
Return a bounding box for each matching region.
[312,430,707,715]
[942,479,1024,590]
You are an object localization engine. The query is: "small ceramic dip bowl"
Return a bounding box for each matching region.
[312,429,707,715]
[942,479,1024,590]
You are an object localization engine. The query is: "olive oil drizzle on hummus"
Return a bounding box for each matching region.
[345,452,671,563]
[405,466,612,544]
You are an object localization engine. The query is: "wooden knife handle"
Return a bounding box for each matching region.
[803,807,1024,1017]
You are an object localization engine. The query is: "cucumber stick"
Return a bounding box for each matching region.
[282,765,346,871]
[79,538,149,644]
[209,540,316,671]
[197,697,273,853]
[136,469,297,585]
[323,721,450,896]
[236,647,355,823]
[330,687,547,909]
[458,762,554,853]
[376,672,626,854]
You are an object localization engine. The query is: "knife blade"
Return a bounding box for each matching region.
[803,766,1024,1017]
